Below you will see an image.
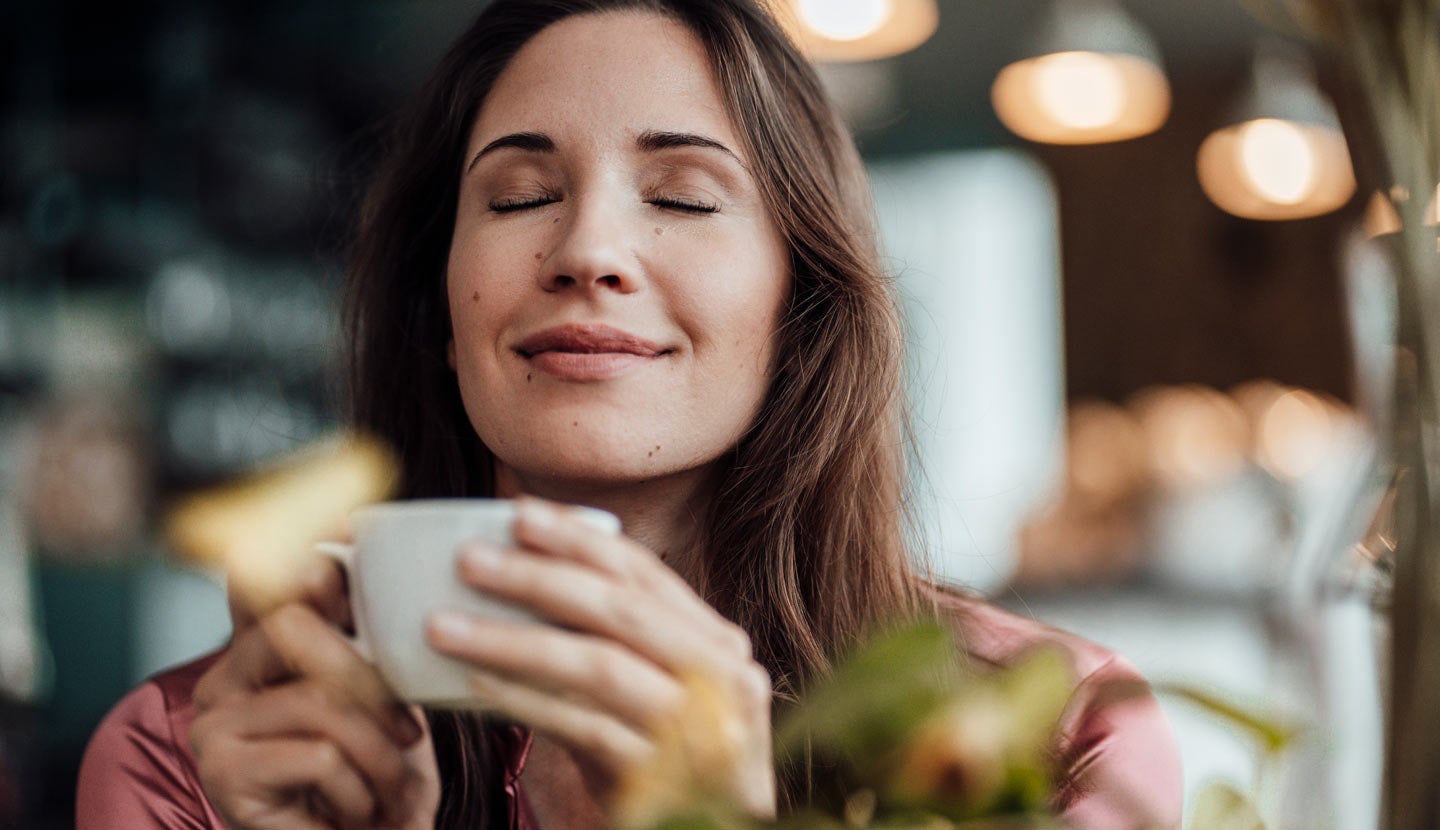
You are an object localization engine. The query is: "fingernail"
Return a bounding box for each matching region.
[428,610,471,643]
[573,506,621,535]
[517,498,556,529]
[460,542,502,572]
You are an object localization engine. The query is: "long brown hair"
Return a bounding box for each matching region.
[344,0,926,824]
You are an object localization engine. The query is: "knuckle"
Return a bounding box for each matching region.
[188,712,219,757]
[307,741,344,775]
[606,585,645,630]
[742,664,773,705]
[292,679,336,715]
[194,740,233,793]
[723,623,753,658]
[259,606,305,655]
[269,602,311,634]
[587,646,627,695]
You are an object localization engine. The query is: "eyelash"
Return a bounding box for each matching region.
[650,196,718,214]
[487,196,718,215]
[489,196,559,213]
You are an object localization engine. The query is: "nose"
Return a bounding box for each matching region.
[538,196,643,294]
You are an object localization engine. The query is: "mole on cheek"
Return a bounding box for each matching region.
[535,251,543,260]
[654,227,664,236]
[472,291,480,302]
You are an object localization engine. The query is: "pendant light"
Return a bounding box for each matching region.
[770,0,939,62]
[991,0,1171,144]
[1197,45,1356,221]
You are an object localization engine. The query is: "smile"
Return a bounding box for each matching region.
[515,323,672,381]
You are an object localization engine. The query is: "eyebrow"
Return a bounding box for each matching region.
[465,129,743,173]
[467,132,556,172]
[635,130,743,167]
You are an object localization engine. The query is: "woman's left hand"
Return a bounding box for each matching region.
[424,497,776,820]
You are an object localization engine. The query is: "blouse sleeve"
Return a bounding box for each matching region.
[1053,654,1184,830]
[76,658,227,830]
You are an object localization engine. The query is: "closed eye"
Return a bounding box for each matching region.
[489,196,561,213]
[649,197,718,214]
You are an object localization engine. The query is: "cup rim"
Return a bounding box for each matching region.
[352,498,517,517]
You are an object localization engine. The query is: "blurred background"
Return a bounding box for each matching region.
[0,0,1391,826]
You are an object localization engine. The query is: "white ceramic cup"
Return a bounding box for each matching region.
[316,499,620,709]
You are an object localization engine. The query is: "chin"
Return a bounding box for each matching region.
[478,416,712,488]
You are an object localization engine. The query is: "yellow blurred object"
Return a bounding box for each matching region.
[164,433,398,614]
[885,646,1072,816]
[886,690,1010,807]
[610,669,748,830]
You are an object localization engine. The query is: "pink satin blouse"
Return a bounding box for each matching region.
[76,594,1183,829]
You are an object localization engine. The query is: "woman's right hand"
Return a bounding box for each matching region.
[189,559,440,830]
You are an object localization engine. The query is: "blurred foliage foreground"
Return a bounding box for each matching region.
[615,620,1078,830]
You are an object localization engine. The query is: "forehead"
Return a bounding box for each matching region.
[471,11,740,152]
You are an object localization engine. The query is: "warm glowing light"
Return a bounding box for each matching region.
[797,0,892,42]
[774,0,936,62]
[1257,389,1334,480]
[992,52,1169,144]
[1197,119,1355,220]
[1363,190,1403,238]
[1132,386,1249,489]
[1238,119,1317,205]
[1067,400,1147,505]
[1031,51,1127,130]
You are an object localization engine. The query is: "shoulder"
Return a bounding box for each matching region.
[76,650,228,830]
[924,585,1184,829]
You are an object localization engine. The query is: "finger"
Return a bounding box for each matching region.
[425,615,685,731]
[298,555,354,632]
[221,604,422,745]
[464,668,653,779]
[512,499,749,657]
[200,736,374,830]
[513,498,696,606]
[201,681,419,819]
[247,738,377,830]
[456,543,752,673]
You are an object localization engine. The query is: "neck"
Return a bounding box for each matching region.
[493,465,712,589]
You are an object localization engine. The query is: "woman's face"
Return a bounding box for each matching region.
[447,11,790,489]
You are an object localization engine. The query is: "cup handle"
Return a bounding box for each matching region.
[313,541,374,662]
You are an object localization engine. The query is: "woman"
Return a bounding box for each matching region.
[77,1,1183,828]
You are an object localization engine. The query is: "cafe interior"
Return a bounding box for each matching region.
[0,0,1409,826]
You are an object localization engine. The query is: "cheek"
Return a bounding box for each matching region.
[445,234,530,353]
[685,262,787,386]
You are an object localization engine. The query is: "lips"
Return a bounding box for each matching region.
[514,324,670,381]
[515,324,667,358]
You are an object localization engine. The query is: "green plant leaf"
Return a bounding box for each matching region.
[775,621,961,758]
[1157,683,1301,756]
[991,648,1073,759]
